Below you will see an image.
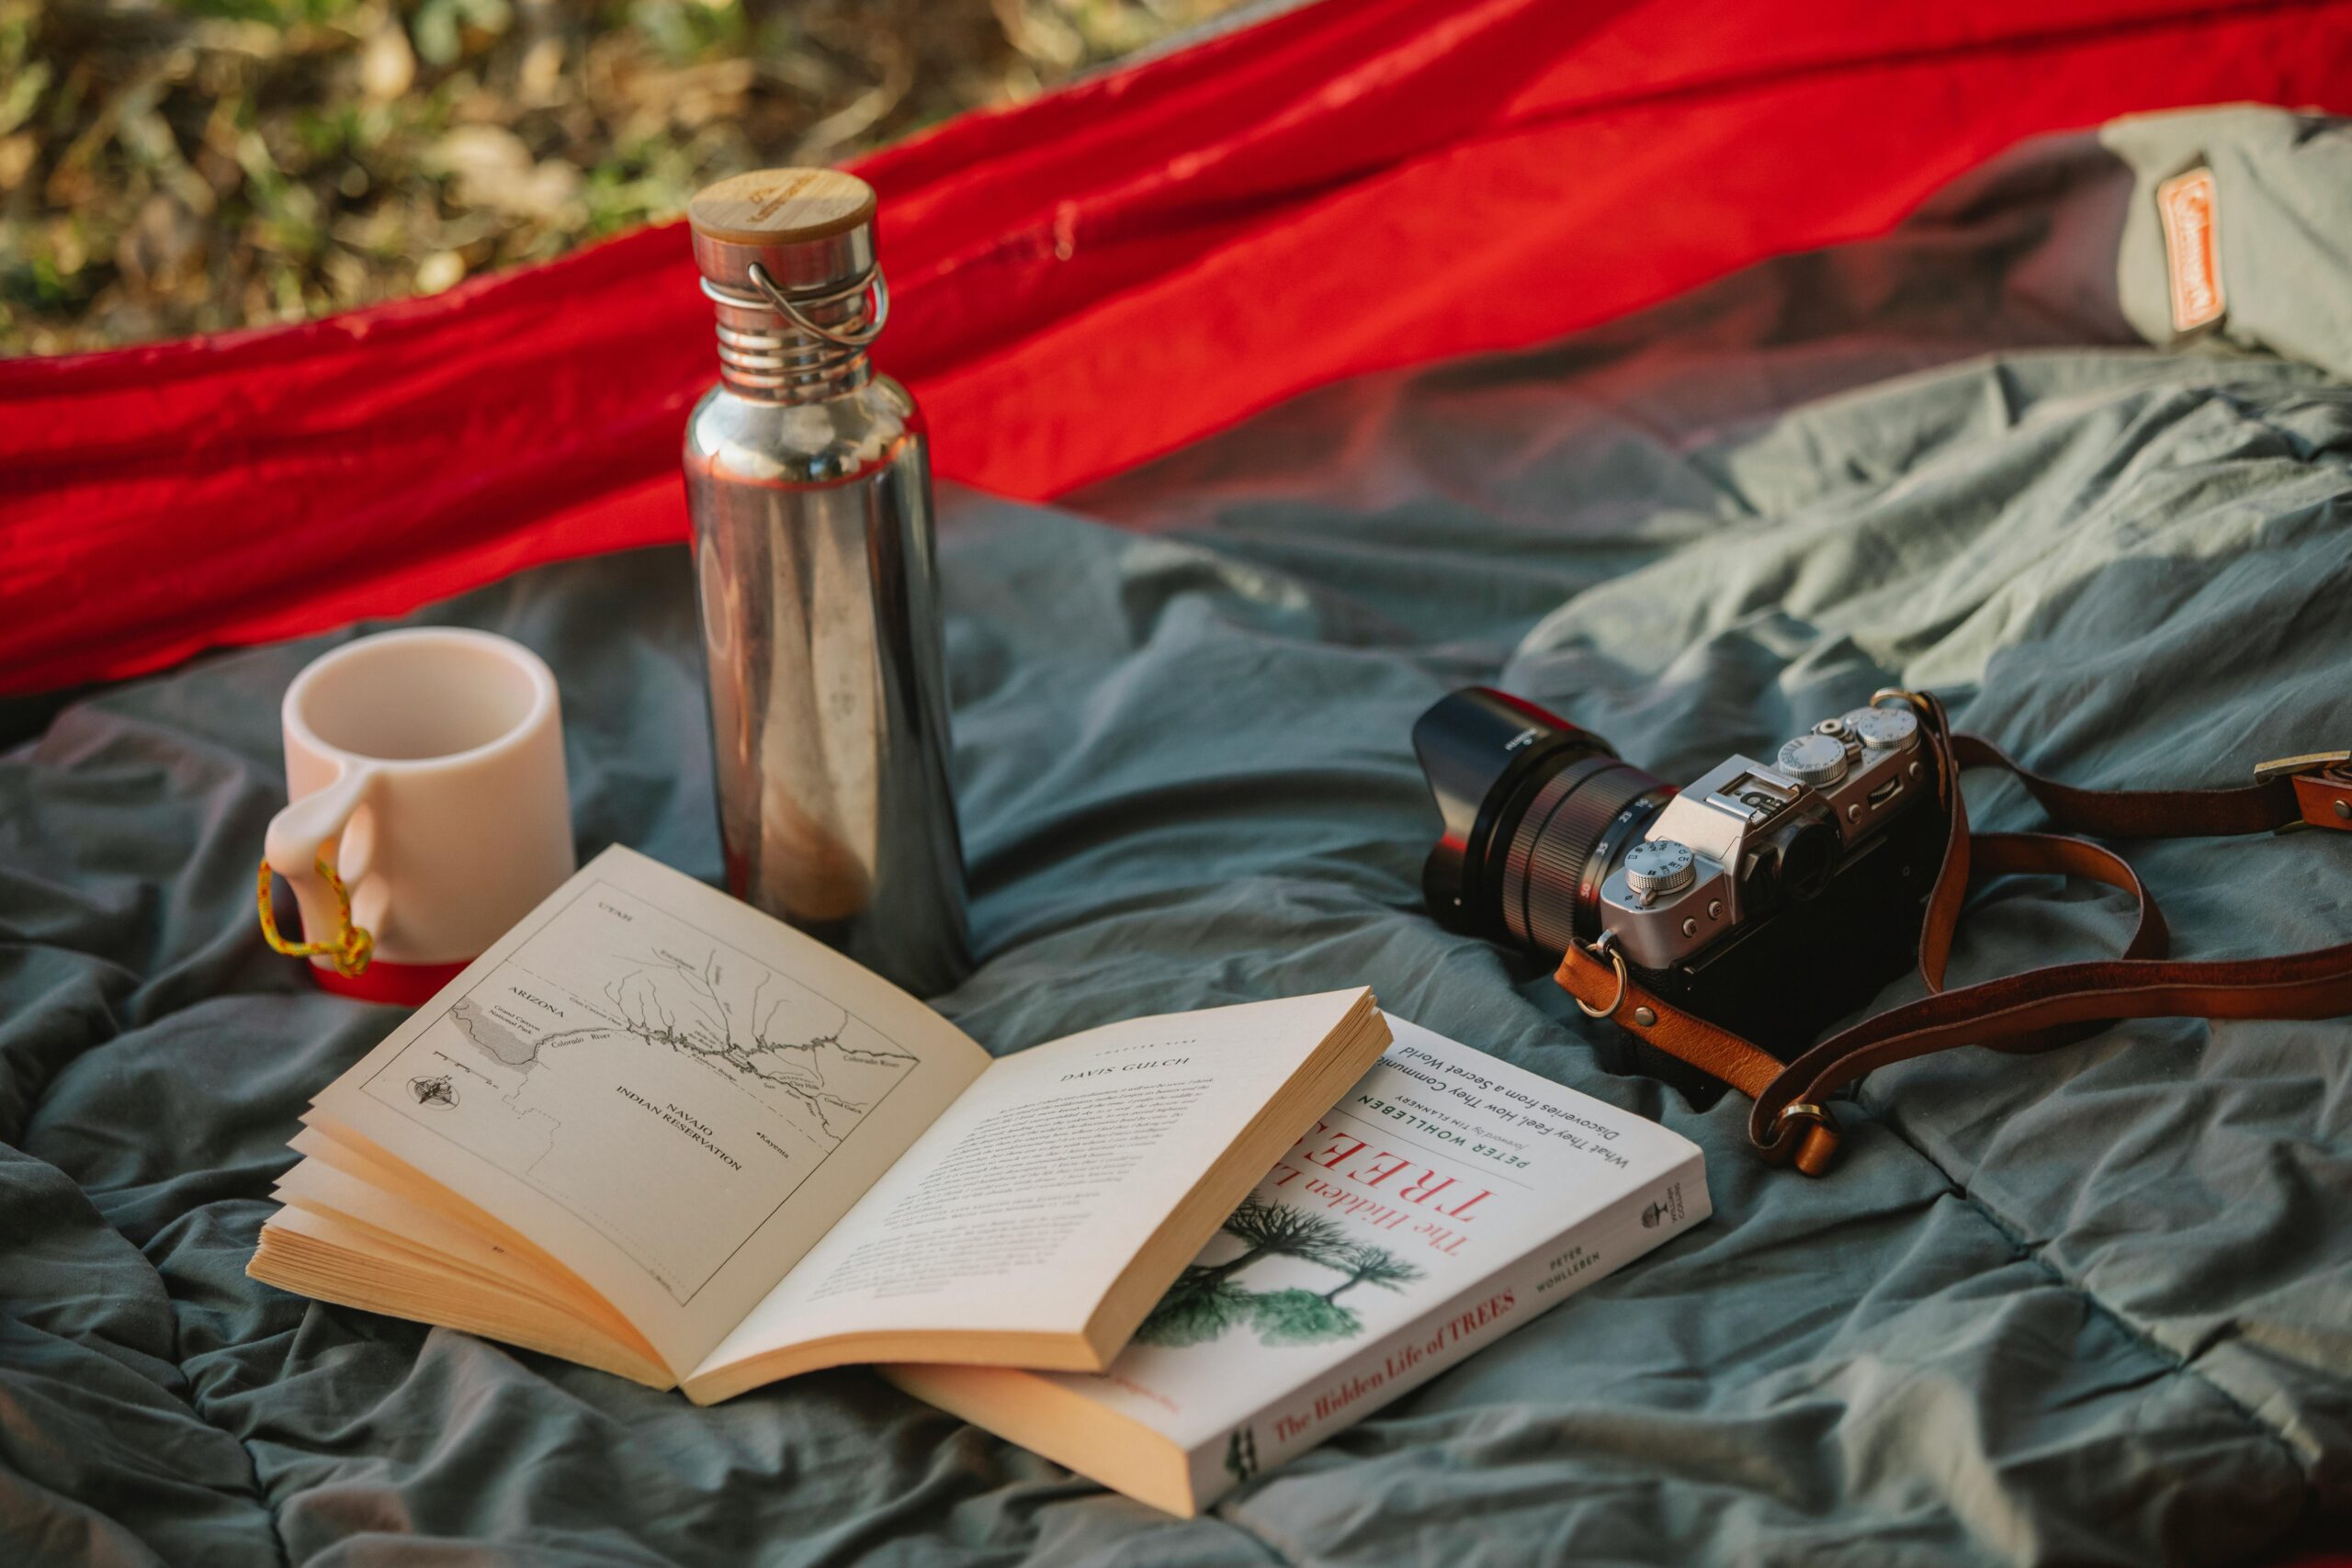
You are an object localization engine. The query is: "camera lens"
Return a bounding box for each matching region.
[1413,688,1674,953]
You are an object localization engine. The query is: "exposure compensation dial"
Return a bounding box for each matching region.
[1843,705,1919,750]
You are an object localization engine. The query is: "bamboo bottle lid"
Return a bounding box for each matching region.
[686,168,878,297]
[686,169,876,246]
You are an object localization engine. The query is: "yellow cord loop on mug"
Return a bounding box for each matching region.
[255,854,376,977]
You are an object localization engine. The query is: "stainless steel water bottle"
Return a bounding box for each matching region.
[683,168,969,996]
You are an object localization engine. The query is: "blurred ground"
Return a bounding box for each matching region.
[0,0,1245,355]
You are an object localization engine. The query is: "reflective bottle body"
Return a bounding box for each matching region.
[684,372,970,996]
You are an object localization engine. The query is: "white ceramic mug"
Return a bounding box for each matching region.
[265,628,575,1003]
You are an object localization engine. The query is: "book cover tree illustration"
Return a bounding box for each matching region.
[1138,1196,1428,1348]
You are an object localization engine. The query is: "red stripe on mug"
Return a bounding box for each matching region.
[312,956,472,1007]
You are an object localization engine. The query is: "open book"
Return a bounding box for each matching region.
[249,845,1390,1404]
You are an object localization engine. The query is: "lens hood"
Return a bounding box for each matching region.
[1412,687,1618,935]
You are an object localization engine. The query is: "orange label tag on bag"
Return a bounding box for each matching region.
[2156,168,2225,333]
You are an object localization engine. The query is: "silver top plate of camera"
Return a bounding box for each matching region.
[1804,705,1924,847]
[1594,705,1925,972]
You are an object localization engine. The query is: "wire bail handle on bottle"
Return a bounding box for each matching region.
[744,261,888,349]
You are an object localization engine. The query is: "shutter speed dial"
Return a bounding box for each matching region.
[1623,838,1697,902]
[1775,731,1849,787]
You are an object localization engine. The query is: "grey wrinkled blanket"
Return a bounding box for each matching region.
[4,110,2348,1564]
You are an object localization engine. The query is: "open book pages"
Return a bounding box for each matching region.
[248,845,1391,1402]
[885,1015,1709,1515]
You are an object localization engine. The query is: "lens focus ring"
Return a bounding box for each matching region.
[1502,756,1655,951]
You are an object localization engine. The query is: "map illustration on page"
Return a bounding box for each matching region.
[360,879,921,1303]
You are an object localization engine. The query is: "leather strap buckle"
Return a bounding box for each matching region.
[1772,1100,1836,1139]
[2254,751,2352,833]
[1770,1100,1842,1178]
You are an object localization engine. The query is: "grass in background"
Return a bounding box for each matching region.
[1,0,1242,355]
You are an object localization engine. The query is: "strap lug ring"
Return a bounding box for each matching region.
[1574,932,1629,1020]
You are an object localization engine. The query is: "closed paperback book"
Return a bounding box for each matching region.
[886,1016,1710,1514]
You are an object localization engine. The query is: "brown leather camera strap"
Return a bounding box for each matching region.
[1555,693,2352,1176]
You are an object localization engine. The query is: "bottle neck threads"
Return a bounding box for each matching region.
[703,276,874,403]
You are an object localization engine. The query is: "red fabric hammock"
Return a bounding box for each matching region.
[6,0,2349,694]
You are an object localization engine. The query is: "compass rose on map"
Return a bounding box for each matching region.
[409,1074,459,1109]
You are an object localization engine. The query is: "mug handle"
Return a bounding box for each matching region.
[262,765,380,975]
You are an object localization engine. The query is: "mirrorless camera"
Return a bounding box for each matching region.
[1413,688,1947,1083]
